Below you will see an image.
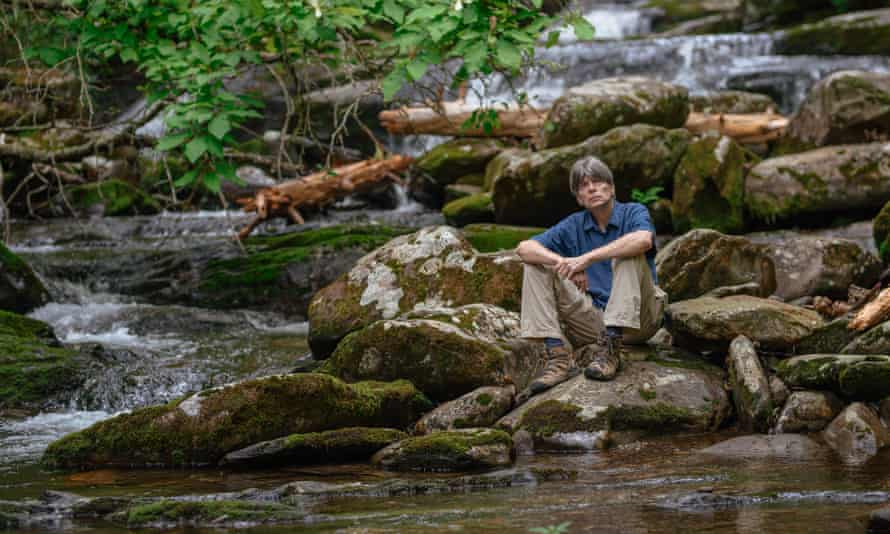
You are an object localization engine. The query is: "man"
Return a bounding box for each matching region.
[515,155,666,400]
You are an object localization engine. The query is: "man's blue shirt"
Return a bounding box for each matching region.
[532,201,657,309]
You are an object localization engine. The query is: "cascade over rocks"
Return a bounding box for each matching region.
[0,242,49,314]
[411,139,505,206]
[488,125,691,227]
[371,428,514,472]
[539,77,689,149]
[726,335,773,433]
[776,354,890,401]
[775,391,844,433]
[786,71,890,147]
[415,385,515,434]
[42,373,432,469]
[307,226,523,359]
[655,229,776,302]
[745,143,890,226]
[666,295,825,353]
[823,402,890,464]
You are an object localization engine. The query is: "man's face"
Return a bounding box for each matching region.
[576,177,614,210]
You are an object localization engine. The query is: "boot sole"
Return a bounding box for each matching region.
[528,368,580,394]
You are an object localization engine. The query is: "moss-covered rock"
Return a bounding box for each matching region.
[442,193,495,227]
[307,226,523,358]
[221,427,407,467]
[411,139,506,206]
[823,402,890,464]
[372,428,513,472]
[63,179,160,216]
[774,390,844,433]
[444,183,482,203]
[415,386,514,434]
[797,317,857,354]
[745,143,890,226]
[0,242,49,314]
[118,500,304,528]
[776,8,890,55]
[461,223,546,253]
[666,295,825,353]
[742,0,839,28]
[540,77,689,149]
[776,353,890,401]
[490,125,691,227]
[671,135,758,234]
[690,91,779,114]
[842,319,890,354]
[727,335,773,433]
[499,358,729,447]
[42,373,431,469]
[874,200,890,263]
[656,229,776,302]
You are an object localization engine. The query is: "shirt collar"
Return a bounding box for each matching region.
[582,201,622,233]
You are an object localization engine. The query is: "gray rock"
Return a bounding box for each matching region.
[727,335,773,432]
[0,242,49,314]
[769,376,790,408]
[796,317,858,354]
[823,402,890,464]
[372,428,513,472]
[415,385,515,434]
[699,434,830,461]
[842,320,890,355]
[776,354,890,401]
[775,391,844,433]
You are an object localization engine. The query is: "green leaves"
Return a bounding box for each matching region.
[208,114,231,140]
[496,40,521,70]
[184,136,210,163]
[570,15,595,41]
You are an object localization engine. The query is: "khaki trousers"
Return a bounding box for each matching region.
[520,255,667,348]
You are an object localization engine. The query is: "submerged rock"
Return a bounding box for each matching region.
[540,77,689,148]
[699,434,830,461]
[42,373,431,469]
[666,295,825,353]
[415,385,514,434]
[776,354,890,401]
[775,391,844,433]
[823,402,890,464]
[726,335,773,433]
[372,428,513,472]
[0,242,49,314]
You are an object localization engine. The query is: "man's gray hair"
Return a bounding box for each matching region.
[569,156,614,195]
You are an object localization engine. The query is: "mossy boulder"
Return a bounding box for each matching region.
[442,193,495,227]
[461,223,546,253]
[842,319,890,354]
[745,143,890,226]
[671,135,758,234]
[371,428,513,472]
[540,77,689,149]
[63,179,160,216]
[307,226,523,358]
[117,500,304,528]
[42,373,431,469]
[0,242,49,314]
[196,224,411,314]
[489,125,691,227]
[776,8,890,55]
[411,139,506,206]
[444,183,482,203]
[874,200,890,263]
[786,71,890,147]
[0,311,94,411]
[727,335,773,433]
[776,354,890,401]
[498,359,729,448]
[415,386,515,434]
[690,91,779,114]
[666,295,825,353]
[823,402,890,464]
[775,391,844,433]
[797,317,857,354]
[655,229,776,302]
[742,0,838,28]
[220,427,407,468]
[322,304,541,401]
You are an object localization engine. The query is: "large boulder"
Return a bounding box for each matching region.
[745,143,890,226]
[539,77,689,149]
[655,229,776,302]
[0,242,49,314]
[411,139,506,206]
[307,226,523,358]
[776,8,890,56]
[823,402,890,464]
[726,336,773,433]
[776,354,890,401]
[786,71,890,147]
[874,200,890,263]
[690,91,779,114]
[774,391,844,433]
[489,125,691,227]
[415,385,515,434]
[371,428,513,472]
[442,193,495,227]
[698,434,830,461]
[497,358,730,448]
[666,295,825,353]
[42,373,432,469]
[671,135,758,234]
[322,304,541,401]
[797,317,857,354]
[842,319,890,354]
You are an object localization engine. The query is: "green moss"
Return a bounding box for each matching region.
[66,179,160,216]
[123,500,300,527]
[777,14,890,55]
[638,388,657,401]
[519,400,605,436]
[387,429,512,471]
[416,139,505,185]
[775,356,841,389]
[475,393,493,406]
[644,0,715,31]
[0,242,50,313]
[462,224,545,253]
[874,201,890,263]
[838,357,890,400]
[442,193,494,227]
[605,403,702,432]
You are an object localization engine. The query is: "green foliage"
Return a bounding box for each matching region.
[831,0,849,12]
[630,185,663,205]
[530,522,572,534]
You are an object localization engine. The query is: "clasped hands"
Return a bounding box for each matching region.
[552,254,591,292]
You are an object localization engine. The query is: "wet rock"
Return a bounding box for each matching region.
[540,77,689,148]
[841,320,890,354]
[0,242,49,314]
[769,375,790,407]
[699,434,830,461]
[42,373,432,469]
[372,428,513,472]
[655,229,776,302]
[670,135,758,234]
[498,359,730,446]
[220,427,407,467]
[442,193,495,227]
[875,200,890,263]
[823,402,890,464]
[415,385,514,434]
[60,179,160,217]
[869,507,890,533]
[777,354,890,401]
[759,237,881,301]
[786,71,890,147]
[775,391,844,433]
[796,317,857,354]
[666,295,825,353]
[776,8,890,56]
[690,91,779,114]
[116,500,304,528]
[461,223,545,253]
[727,335,773,432]
[411,139,505,206]
[746,143,890,227]
[307,226,523,358]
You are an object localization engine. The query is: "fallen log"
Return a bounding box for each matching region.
[235,154,412,239]
[684,111,789,144]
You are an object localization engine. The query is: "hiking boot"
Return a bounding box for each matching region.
[584,334,622,381]
[526,345,579,396]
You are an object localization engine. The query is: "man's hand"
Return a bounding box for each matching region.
[553,255,589,279]
[569,271,588,292]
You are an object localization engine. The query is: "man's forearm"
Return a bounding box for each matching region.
[583,230,653,264]
[516,239,562,265]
